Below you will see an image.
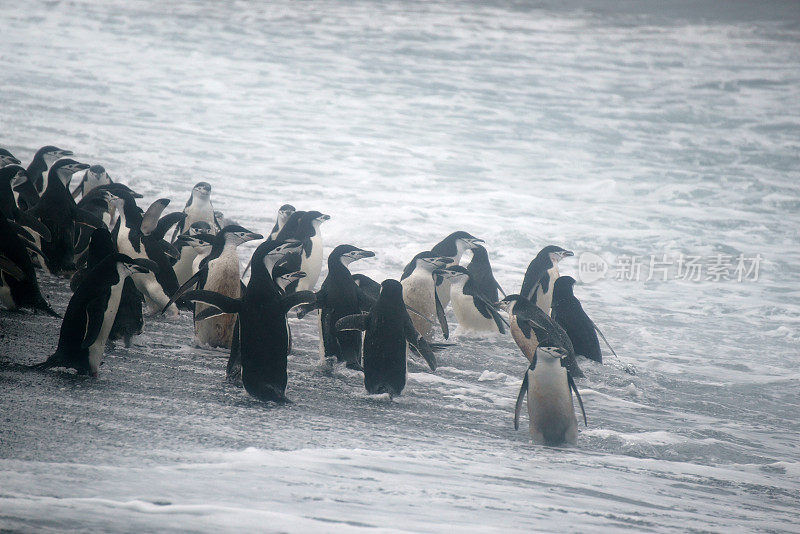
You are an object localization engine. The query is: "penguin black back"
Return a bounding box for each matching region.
[466,245,505,302]
[552,276,602,363]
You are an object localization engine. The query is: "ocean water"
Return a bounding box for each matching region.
[1,0,799,532]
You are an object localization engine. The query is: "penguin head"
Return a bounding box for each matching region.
[434,265,470,285]
[7,165,28,189]
[189,235,214,254]
[189,221,212,236]
[0,150,21,166]
[496,294,524,313]
[536,346,568,361]
[411,252,453,273]
[50,159,89,187]
[378,279,404,303]
[117,255,158,276]
[221,225,263,246]
[277,204,296,225]
[101,190,121,210]
[276,270,306,291]
[333,244,375,266]
[87,165,111,185]
[553,275,576,300]
[452,231,484,254]
[539,245,573,265]
[307,211,330,229]
[37,145,73,166]
[192,182,212,198]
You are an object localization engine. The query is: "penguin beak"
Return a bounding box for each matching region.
[56,149,74,158]
[355,249,375,259]
[245,232,263,241]
[468,238,484,248]
[316,214,331,222]
[561,250,574,259]
[69,163,91,173]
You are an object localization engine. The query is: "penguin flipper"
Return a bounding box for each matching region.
[72,207,106,230]
[282,290,316,314]
[22,239,48,267]
[15,210,51,242]
[434,290,449,340]
[0,256,25,281]
[496,280,507,298]
[160,268,205,314]
[473,293,508,334]
[81,292,111,349]
[567,372,587,426]
[151,211,186,241]
[403,312,437,371]
[140,199,170,236]
[591,320,619,360]
[181,289,241,314]
[226,318,242,385]
[335,313,369,332]
[195,306,226,321]
[514,369,530,431]
[356,286,377,312]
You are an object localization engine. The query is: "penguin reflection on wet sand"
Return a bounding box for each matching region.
[519,245,573,314]
[551,276,618,364]
[31,254,158,377]
[337,279,436,397]
[514,346,587,446]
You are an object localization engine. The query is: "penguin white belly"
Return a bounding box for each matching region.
[174,248,198,286]
[195,252,240,348]
[298,235,323,291]
[87,279,125,376]
[402,273,436,341]
[184,203,216,234]
[451,287,496,333]
[535,265,560,315]
[528,364,577,445]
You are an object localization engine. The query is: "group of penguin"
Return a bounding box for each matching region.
[0,145,619,446]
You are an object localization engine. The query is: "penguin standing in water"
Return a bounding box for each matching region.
[0,214,58,315]
[315,244,375,369]
[26,145,73,195]
[466,245,505,303]
[71,164,112,199]
[497,294,583,378]
[31,254,157,376]
[26,159,104,275]
[429,231,484,309]
[551,276,617,364]
[434,266,506,334]
[171,182,220,241]
[400,251,452,342]
[519,245,573,314]
[336,279,437,397]
[179,240,315,402]
[513,346,587,445]
[164,225,262,348]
